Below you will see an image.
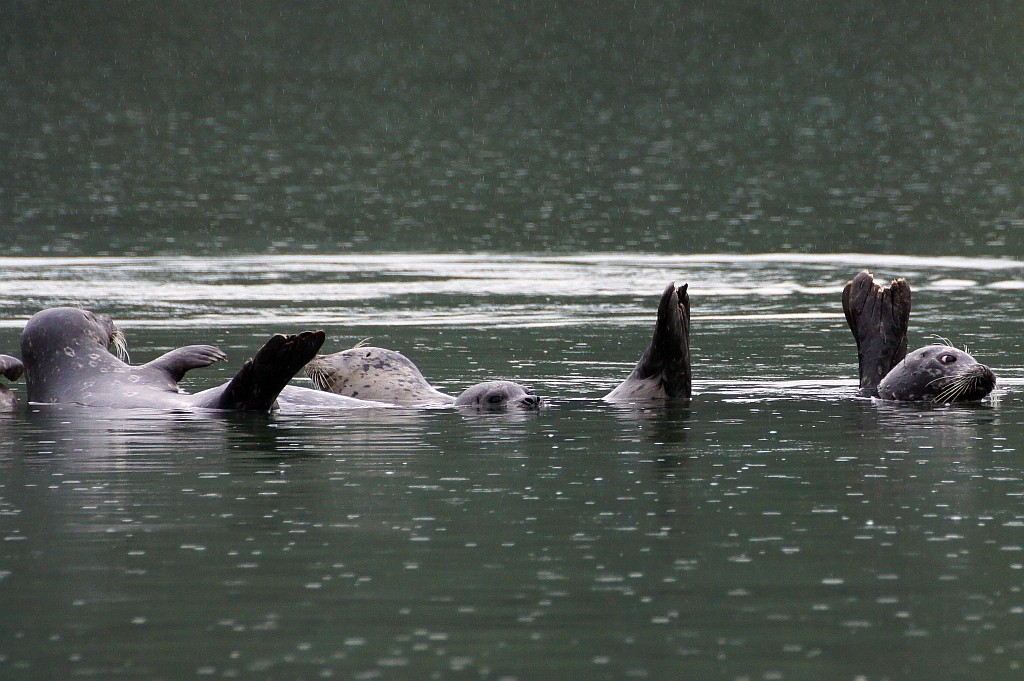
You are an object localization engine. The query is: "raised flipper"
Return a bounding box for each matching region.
[195,331,325,411]
[0,354,24,382]
[842,270,911,397]
[605,282,691,401]
[141,345,228,384]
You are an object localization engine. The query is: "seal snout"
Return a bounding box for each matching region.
[933,362,997,403]
[970,362,997,393]
[518,393,541,410]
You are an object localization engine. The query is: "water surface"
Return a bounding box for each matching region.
[4,3,1024,257]
[4,3,1024,678]
[1,254,1023,680]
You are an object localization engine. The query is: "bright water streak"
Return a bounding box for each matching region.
[1,254,1024,680]
[1,251,1023,325]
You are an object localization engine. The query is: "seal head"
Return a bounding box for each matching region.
[21,307,127,404]
[877,345,996,402]
[453,380,540,411]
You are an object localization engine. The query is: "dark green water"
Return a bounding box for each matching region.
[1,256,1023,681]
[3,4,1024,680]
[3,2,1024,256]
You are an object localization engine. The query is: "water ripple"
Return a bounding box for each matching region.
[0,253,1019,329]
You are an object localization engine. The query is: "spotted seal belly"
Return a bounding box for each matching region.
[305,346,539,411]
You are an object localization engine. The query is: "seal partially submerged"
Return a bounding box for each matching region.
[452,380,540,412]
[0,354,24,412]
[306,346,454,406]
[842,271,995,402]
[305,346,540,411]
[20,307,327,411]
[604,282,691,402]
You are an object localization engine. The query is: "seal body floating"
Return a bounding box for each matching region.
[20,307,326,411]
[604,282,691,402]
[842,271,995,402]
[306,346,455,406]
[0,354,24,412]
[305,346,540,411]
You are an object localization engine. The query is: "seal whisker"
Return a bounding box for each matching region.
[932,384,954,403]
[933,382,961,403]
[111,330,131,364]
[928,334,955,348]
[932,373,963,402]
[951,379,970,401]
[306,365,330,391]
[933,372,979,403]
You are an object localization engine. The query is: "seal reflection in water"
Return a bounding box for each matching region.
[20,307,327,411]
[0,354,24,412]
[604,282,692,402]
[305,346,540,411]
[842,271,996,402]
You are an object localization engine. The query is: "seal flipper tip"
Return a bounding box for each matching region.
[142,345,229,384]
[212,330,326,411]
[0,354,24,382]
[842,271,911,397]
[654,282,692,399]
[605,282,691,401]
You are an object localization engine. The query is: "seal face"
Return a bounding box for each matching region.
[605,282,691,402]
[20,306,327,411]
[877,345,996,402]
[453,380,540,411]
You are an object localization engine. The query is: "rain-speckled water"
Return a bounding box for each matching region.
[5,3,1024,679]
[1,254,1024,681]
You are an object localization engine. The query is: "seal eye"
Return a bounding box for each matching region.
[939,354,957,365]
[487,394,504,404]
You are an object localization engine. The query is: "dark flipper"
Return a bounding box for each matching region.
[0,354,24,382]
[142,345,228,383]
[605,282,691,401]
[842,271,911,397]
[203,331,325,411]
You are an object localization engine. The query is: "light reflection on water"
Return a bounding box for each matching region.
[1,254,1023,679]
[1,253,1022,331]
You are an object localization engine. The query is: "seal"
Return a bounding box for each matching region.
[0,354,24,412]
[842,271,996,402]
[305,346,455,406]
[304,346,540,410]
[877,345,997,402]
[20,307,327,411]
[274,384,391,410]
[604,282,691,401]
[453,380,540,411]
